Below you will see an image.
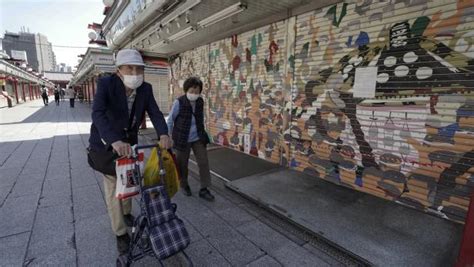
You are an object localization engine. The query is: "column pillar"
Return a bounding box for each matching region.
[81,83,89,103]
[91,76,96,102]
[13,79,19,104]
[21,81,26,102]
[87,80,91,103]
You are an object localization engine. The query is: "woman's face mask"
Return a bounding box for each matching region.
[186,92,200,101]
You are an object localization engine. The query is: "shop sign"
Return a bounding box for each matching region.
[11,50,28,62]
[95,55,114,65]
[106,0,148,46]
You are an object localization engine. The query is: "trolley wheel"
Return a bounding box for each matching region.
[116,255,130,267]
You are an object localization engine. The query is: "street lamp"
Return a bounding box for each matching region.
[88,32,97,40]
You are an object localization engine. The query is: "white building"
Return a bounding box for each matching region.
[35,33,56,73]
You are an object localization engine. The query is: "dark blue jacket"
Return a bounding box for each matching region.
[89,74,168,151]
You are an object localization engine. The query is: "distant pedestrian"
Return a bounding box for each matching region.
[66,87,75,108]
[41,86,48,106]
[54,89,60,106]
[60,88,65,101]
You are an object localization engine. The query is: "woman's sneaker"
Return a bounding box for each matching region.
[199,188,215,201]
[182,185,192,196]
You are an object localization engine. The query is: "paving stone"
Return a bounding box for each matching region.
[3,157,28,169]
[75,213,116,266]
[35,205,73,229]
[0,142,21,165]
[0,232,30,266]
[72,184,107,221]
[9,177,43,197]
[3,146,33,167]
[0,186,11,204]
[185,239,231,267]
[302,243,346,267]
[20,166,47,177]
[70,162,90,172]
[237,219,291,250]
[49,156,69,165]
[71,168,97,189]
[27,207,75,258]
[0,167,22,183]
[237,219,330,266]
[38,191,72,209]
[273,242,330,267]
[237,202,264,218]
[178,204,233,238]
[0,205,36,237]
[23,156,49,168]
[206,199,255,227]
[0,178,15,195]
[29,149,53,160]
[42,176,71,196]
[46,164,70,179]
[77,258,115,267]
[207,227,264,266]
[246,255,282,267]
[26,248,76,267]
[181,217,204,244]
[161,250,193,267]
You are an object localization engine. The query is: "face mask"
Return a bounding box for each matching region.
[186,93,200,101]
[121,74,143,89]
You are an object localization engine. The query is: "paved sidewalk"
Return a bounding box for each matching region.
[0,100,346,266]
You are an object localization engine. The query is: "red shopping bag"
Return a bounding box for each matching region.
[115,152,144,200]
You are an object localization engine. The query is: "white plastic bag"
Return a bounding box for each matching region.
[115,153,144,200]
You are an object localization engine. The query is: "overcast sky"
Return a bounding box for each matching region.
[1,0,105,68]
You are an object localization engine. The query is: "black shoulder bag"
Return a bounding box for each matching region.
[87,101,136,176]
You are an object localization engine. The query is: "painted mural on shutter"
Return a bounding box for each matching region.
[207,20,295,164]
[168,0,473,223]
[169,45,210,129]
[291,0,474,223]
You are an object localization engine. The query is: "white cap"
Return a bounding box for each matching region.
[115,49,145,67]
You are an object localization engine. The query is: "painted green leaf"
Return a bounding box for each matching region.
[411,16,430,37]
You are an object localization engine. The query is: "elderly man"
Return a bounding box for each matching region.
[88,49,171,255]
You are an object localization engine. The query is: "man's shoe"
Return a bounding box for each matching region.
[116,234,131,255]
[124,214,134,227]
[182,185,192,196]
[199,188,215,201]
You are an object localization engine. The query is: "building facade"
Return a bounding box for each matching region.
[35,33,56,73]
[2,31,40,71]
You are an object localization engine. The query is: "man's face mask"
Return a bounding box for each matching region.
[118,66,144,89]
[121,74,143,90]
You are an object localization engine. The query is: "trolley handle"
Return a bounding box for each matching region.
[133,144,160,154]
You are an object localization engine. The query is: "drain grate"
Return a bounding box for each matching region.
[205,173,371,266]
